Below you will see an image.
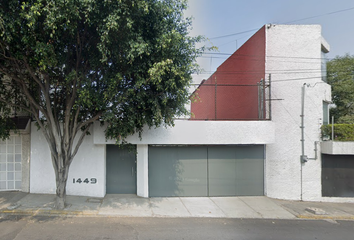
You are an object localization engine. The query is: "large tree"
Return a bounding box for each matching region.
[0,0,203,209]
[327,54,354,123]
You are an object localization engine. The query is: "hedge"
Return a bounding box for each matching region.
[321,124,354,141]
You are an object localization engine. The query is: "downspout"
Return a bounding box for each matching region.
[300,83,318,163]
[300,83,307,163]
[307,142,318,161]
[331,116,334,140]
[300,83,319,201]
[300,83,306,201]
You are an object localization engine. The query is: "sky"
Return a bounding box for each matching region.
[184,0,354,78]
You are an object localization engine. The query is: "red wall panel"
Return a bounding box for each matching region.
[191,26,266,120]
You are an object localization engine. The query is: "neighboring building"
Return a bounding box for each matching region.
[191,24,333,201]
[0,76,31,192]
[0,116,31,192]
[2,24,353,202]
[321,140,354,197]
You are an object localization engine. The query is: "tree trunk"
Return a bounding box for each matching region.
[54,167,69,210]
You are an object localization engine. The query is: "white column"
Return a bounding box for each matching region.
[137,144,149,198]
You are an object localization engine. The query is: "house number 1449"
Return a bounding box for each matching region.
[73,178,97,184]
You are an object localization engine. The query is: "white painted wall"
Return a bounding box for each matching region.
[30,122,106,197]
[28,25,340,202]
[94,120,275,145]
[21,132,31,192]
[136,144,148,198]
[30,120,274,197]
[321,141,354,155]
[96,120,275,199]
[265,25,331,201]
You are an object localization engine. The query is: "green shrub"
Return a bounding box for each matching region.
[321,124,354,141]
[338,115,354,124]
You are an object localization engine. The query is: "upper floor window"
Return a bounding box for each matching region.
[323,101,329,125]
[321,51,327,82]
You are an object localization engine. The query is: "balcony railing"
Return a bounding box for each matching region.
[189,79,271,121]
[321,124,354,141]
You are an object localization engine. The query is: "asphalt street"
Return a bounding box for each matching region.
[0,215,353,240]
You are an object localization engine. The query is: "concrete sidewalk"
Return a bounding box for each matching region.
[1,192,354,220]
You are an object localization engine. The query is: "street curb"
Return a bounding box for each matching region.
[0,209,97,217]
[2,208,354,220]
[297,215,354,221]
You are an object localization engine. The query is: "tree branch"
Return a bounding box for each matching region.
[0,67,49,119]
[0,97,35,116]
[22,58,46,93]
[68,106,81,154]
[76,111,102,134]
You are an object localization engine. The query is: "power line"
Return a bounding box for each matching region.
[198,71,326,75]
[202,52,335,60]
[195,68,354,79]
[207,6,354,40]
[200,68,325,72]
[190,83,259,86]
[199,56,226,59]
[269,76,324,82]
[199,56,328,65]
[285,6,354,24]
[209,29,259,40]
[189,76,326,86]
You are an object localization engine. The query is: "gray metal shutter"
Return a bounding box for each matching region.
[208,145,264,196]
[149,146,208,197]
[148,145,264,197]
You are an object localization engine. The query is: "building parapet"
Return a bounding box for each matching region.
[321,141,354,155]
[321,36,330,53]
[93,120,275,145]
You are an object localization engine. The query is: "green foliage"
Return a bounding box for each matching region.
[0,88,15,140]
[337,115,354,124]
[0,0,203,140]
[321,124,354,141]
[0,117,15,141]
[327,54,354,121]
[0,0,203,208]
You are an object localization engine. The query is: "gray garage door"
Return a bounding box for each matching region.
[106,145,137,194]
[322,154,354,197]
[149,145,264,197]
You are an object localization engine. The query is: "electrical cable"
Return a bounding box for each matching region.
[200,52,335,60]
[209,29,259,40]
[207,6,354,40]
[284,6,354,24]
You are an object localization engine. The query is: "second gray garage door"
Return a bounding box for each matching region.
[149,145,264,197]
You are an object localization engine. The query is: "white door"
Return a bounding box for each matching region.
[0,136,22,190]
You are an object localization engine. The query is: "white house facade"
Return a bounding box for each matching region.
[3,24,354,203]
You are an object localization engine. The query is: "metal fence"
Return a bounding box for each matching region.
[189,78,271,121]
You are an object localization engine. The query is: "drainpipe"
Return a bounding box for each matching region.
[300,83,318,164]
[300,83,320,201]
[300,83,307,163]
[331,116,334,140]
